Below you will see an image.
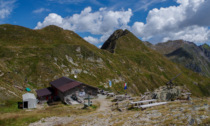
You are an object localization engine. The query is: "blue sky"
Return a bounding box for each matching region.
[0,0,210,47]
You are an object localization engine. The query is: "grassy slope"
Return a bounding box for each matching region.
[0,25,209,102]
[104,30,210,96]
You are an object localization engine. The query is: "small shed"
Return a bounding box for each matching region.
[36,87,52,103]
[22,93,37,109]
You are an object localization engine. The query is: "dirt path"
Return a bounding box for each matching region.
[94,94,111,112]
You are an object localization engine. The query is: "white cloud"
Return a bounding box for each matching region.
[83,32,113,45]
[47,0,84,4]
[134,0,166,11]
[89,0,103,6]
[84,36,99,44]
[132,0,210,44]
[109,0,166,12]
[33,8,50,14]
[162,26,210,43]
[48,0,103,6]
[36,0,210,45]
[0,0,16,19]
[35,7,132,44]
[36,13,65,29]
[98,45,102,48]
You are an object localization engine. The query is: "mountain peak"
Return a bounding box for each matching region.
[101,29,130,53]
[40,25,64,31]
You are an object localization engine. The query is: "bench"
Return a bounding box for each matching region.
[136,102,168,109]
[130,99,157,104]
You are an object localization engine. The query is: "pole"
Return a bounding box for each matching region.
[88,94,90,106]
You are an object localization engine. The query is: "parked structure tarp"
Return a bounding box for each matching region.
[25,88,31,92]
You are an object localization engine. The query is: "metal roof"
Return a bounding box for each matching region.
[57,81,81,92]
[22,93,36,100]
[50,76,98,93]
[36,87,52,97]
[50,77,74,88]
[50,77,82,93]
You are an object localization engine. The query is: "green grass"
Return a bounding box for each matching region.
[90,105,97,110]
[28,82,36,88]
[0,100,20,113]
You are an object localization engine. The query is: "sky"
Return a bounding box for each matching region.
[0,0,210,47]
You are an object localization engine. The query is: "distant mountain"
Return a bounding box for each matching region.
[145,40,210,77]
[0,25,209,101]
[199,43,210,60]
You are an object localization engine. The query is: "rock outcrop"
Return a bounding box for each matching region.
[101,29,129,53]
[143,86,191,101]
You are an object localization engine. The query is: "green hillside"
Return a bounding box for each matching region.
[0,25,209,102]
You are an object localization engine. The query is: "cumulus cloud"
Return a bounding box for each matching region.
[84,36,99,44]
[35,7,132,44]
[0,0,16,19]
[33,8,50,14]
[36,0,210,45]
[83,32,113,45]
[132,0,210,44]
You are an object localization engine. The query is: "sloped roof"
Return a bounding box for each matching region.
[36,87,52,97]
[22,93,36,100]
[58,81,81,92]
[50,77,82,92]
[50,77,98,93]
[50,77,74,88]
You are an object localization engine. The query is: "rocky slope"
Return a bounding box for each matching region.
[145,40,210,77]
[0,25,209,101]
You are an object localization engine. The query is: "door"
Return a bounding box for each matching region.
[23,101,28,109]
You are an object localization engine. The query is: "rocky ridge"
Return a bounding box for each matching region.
[101,29,129,53]
[145,40,210,77]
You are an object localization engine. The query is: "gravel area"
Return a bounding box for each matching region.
[29,97,210,126]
